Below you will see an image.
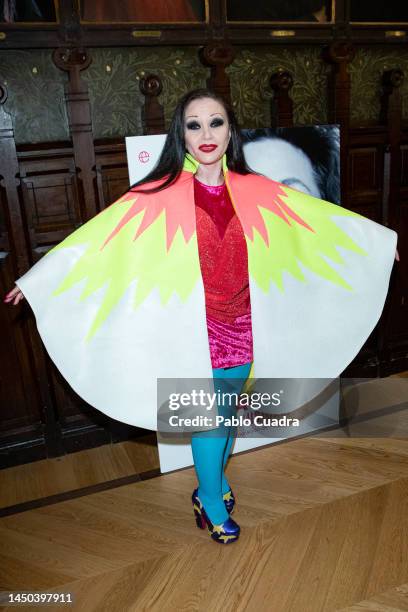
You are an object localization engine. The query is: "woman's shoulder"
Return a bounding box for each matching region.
[226,170,291,202]
[128,170,194,195]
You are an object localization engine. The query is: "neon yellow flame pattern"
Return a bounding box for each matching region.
[46,154,367,341]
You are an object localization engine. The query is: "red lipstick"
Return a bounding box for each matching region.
[199,144,217,152]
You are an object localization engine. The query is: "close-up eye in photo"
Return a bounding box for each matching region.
[0,1,406,611]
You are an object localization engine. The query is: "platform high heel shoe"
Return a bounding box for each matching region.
[223,489,235,514]
[192,488,240,544]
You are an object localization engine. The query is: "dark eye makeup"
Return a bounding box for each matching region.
[186,121,201,130]
[210,118,225,127]
[185,117,225,130]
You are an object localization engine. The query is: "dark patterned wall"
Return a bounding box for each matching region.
[349,48,408,123]
[83,47,208,139]
[0,45,407,144]
[0,50,68,143]
[228,46,330,127]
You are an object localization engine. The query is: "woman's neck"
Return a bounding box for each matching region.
[194,161,224,186]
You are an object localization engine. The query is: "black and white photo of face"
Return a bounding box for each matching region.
[242,126,340,204]
[243,137,321,198]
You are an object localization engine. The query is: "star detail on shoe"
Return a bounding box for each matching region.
[223,491,233,501]
[212,524,225,535]
[218,534,237,543]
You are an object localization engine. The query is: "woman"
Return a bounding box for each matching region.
[4,89,398,545]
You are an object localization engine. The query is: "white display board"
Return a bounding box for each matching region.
[125,134,167,185]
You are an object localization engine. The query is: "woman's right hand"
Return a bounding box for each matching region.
[3,285,25,306]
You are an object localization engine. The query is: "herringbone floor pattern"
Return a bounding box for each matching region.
[1,435,408,611]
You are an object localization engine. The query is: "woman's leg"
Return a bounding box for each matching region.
[221,435,234,494]
[191,362,252,524]
[220,362,252,494]
[190,373,231,524]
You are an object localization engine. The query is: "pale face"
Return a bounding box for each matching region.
[183,97,231,166]
[243,138,321,198]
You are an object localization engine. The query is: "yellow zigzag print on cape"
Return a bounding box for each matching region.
[44,157,368,342]
[47,180,201,341]
[247,185,368,292]
[225,169,368,292]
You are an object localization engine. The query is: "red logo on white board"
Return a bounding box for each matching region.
[139,150,150,164]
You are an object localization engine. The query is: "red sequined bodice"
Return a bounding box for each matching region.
[194,176,253,369]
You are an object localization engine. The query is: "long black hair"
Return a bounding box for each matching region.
[129,88,252,194]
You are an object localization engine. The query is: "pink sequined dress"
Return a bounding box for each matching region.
[194,176,253,369]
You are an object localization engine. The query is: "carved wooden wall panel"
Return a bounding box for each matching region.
[383,139,408,373]
[18,150,81,261]
[0,256,47,459]
[94,143,129,209]
[401,146,408,196]
[347,144,384,221]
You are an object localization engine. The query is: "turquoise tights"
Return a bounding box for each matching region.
[191,362,252,524]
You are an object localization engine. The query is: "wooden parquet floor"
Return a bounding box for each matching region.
[1,435,408,611]
[0,434,160,510]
